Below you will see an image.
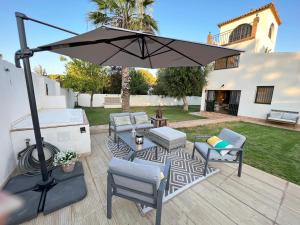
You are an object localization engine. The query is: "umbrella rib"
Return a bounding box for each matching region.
[99,37,139,65]
[137,38,143,58]
[148,40,175,56]
[147,36,204,66]
[108,42,143,59]
[144,38,153,68]
[147,49,172,57]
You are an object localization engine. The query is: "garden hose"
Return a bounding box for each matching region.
[17,138,60,176]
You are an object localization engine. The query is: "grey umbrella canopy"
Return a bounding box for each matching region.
[38,26,242,68]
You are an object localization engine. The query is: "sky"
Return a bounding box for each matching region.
[0,0,299,74]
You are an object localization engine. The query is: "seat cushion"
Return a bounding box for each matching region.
[135,123,154,130]
[195,142,236,161]
[150,127,186,141]
[109,157,161,194]
[115,124,134,132]
[268,117,296,123]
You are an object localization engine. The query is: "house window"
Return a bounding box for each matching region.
[229,24,252,43]
[255,86,274,104]
[214,55,240,70]
[268,23,274,40]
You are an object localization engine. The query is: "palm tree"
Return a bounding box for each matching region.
[88,0,158,111]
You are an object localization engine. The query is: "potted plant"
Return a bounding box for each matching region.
[53,151,79,173]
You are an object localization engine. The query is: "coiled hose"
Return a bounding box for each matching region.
[17,138,60,176]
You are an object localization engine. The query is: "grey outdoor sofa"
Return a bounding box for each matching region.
[267,109,299,125]
[109,112,154,142]
[107,151,171,225]
[192,128,246,177]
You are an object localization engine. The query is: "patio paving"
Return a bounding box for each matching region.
[21,133,300,225]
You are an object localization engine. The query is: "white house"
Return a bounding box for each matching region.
[201,2,300,124]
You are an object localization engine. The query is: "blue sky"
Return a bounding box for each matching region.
[0,0,299,74]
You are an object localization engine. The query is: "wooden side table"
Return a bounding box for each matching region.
[150,116,168,128]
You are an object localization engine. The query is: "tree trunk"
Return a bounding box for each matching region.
[121,67,131,112]
[90,92,94,107]
[182,96,189,111]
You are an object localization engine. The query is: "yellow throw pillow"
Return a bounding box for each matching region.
[207,136,222,147]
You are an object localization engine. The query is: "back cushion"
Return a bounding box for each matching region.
[110,112,130,122]
[130,112,146,124]
[114,116,132,126]
[135,115,149,124]
[109,157,160,194]
[282,112,298,121]
[219,128,246,156]
[270,111,283,118]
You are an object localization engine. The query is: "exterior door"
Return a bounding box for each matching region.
[205,90,215,112]
[228,90,241,116]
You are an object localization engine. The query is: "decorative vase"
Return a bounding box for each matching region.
[62,162,75,173]
[135,134,144,145]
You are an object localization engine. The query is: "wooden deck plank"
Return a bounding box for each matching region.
[171,190,236,225]
[286,182,300,198]
[20,132,300,225]
[229,172,283,204]
[276,206,300,225]
[236,164,288,191]
[219,177,280,220]
[192,181,274,225]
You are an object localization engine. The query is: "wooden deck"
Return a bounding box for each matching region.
[23,133,300,225]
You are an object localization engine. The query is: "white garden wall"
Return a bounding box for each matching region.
[0,59,76,186]
[78,94,201,108]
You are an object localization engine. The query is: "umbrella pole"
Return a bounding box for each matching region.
[2,12,88,225]
[15,12,51,185]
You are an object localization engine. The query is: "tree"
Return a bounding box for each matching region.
[137,69,156,86]
[129,70,149,95]
[34,65,47,76]
[106,67,122,94]
[154,66,211,111]
[47,74,65,83]
[88,0,158,112]
[62,58,110,107]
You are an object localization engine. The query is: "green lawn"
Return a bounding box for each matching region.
[178,121,300,185]
[84,105,205,126]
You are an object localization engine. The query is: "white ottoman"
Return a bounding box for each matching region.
[149,127,186,151]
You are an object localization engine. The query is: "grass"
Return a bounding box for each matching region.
[178,121,300,185]
[84,105,205,126]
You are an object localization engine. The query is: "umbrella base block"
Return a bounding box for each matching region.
[3,162,87,225]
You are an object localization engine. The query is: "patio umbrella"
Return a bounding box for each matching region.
[37,26,242,68]
[7,12,243,225]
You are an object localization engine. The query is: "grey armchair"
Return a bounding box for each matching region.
[192,128,246,177]
[107,152,171,225]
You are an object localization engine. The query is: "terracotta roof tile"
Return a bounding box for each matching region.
[218,2,282,28]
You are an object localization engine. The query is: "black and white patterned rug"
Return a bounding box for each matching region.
[106,136,219,214]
